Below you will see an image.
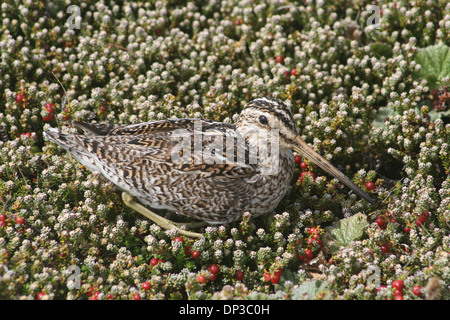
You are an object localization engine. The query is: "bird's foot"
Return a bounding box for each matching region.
[121,192,204,238]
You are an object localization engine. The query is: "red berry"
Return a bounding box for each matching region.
[312,233,320,241]
[44,103,55,113]
[209,273,217,281]
[290,68,297,76]
[275,56,284,64]
[235,270,244,281]
[366,181,375,190]
[271,274,280,284]
[375,216,385,227]
[133,293,141,300]
[15,217,25,225]
[16,93,27,104]
[106,293,114,300]
[173,236,183,243]
[415,219,422,226]
[394,294,404,300]
[100,105,107,112]
[150,258,160,266]
[393,289,403,297]
[16,94,24,103]
[196,275,206,283]
[294,155,302,164]
[304,249,314,260]
[43,103,56,122]
[184,246,192,256]
[20,132,32,140]
[209,264,220,274]
[422,211,430,219]
[192,250,200,259]
[0,214,6,221]
[392,280,404,291]
[418,213,428,224]
[298,253,305,261]
[376,285,387,292]
[263,272,271,282]
[412,286,422,296]
[87,286,95,297]
[299,171,316,182]
[37,292,46,300]
[42,112,55,122]
[300,162,308,170]
[404,226,411,233]
[91,291,101,300]
[308,227,317,234]
[380,245,389,254]
[275,268,283,276]
[142,281,151,291]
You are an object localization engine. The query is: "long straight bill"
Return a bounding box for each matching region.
[292,137,374,203]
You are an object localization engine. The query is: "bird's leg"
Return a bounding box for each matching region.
[173,221,209,229]
[121,192,204,238]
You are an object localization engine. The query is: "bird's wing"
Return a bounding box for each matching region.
[68,119,260,179]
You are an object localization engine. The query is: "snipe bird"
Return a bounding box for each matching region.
[45,97,373,237]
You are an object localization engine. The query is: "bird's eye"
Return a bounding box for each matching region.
[258,115,268,125]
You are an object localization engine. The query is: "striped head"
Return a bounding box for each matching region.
[237,97,374,203]
[236,97,298,152]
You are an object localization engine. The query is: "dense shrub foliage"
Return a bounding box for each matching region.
[0,0,449,300]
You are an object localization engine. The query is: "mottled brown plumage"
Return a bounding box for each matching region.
[45,97,372,236]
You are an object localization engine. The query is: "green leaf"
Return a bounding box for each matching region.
[373,98,449,130]
[290,280,331,300]
[372,105,396,129]
[370,43,393,59]
[429,108,450,122]
[414,42,450,89]
[280,268,299,284]
[416,99,450,122]
[324,213,368,253]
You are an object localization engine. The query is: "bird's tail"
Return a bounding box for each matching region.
[44,128,99,173]
[44,128,79,151]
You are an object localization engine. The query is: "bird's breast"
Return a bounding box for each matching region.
[245,149,295,216]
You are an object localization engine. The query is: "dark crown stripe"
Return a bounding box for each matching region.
[245,98,296,132]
